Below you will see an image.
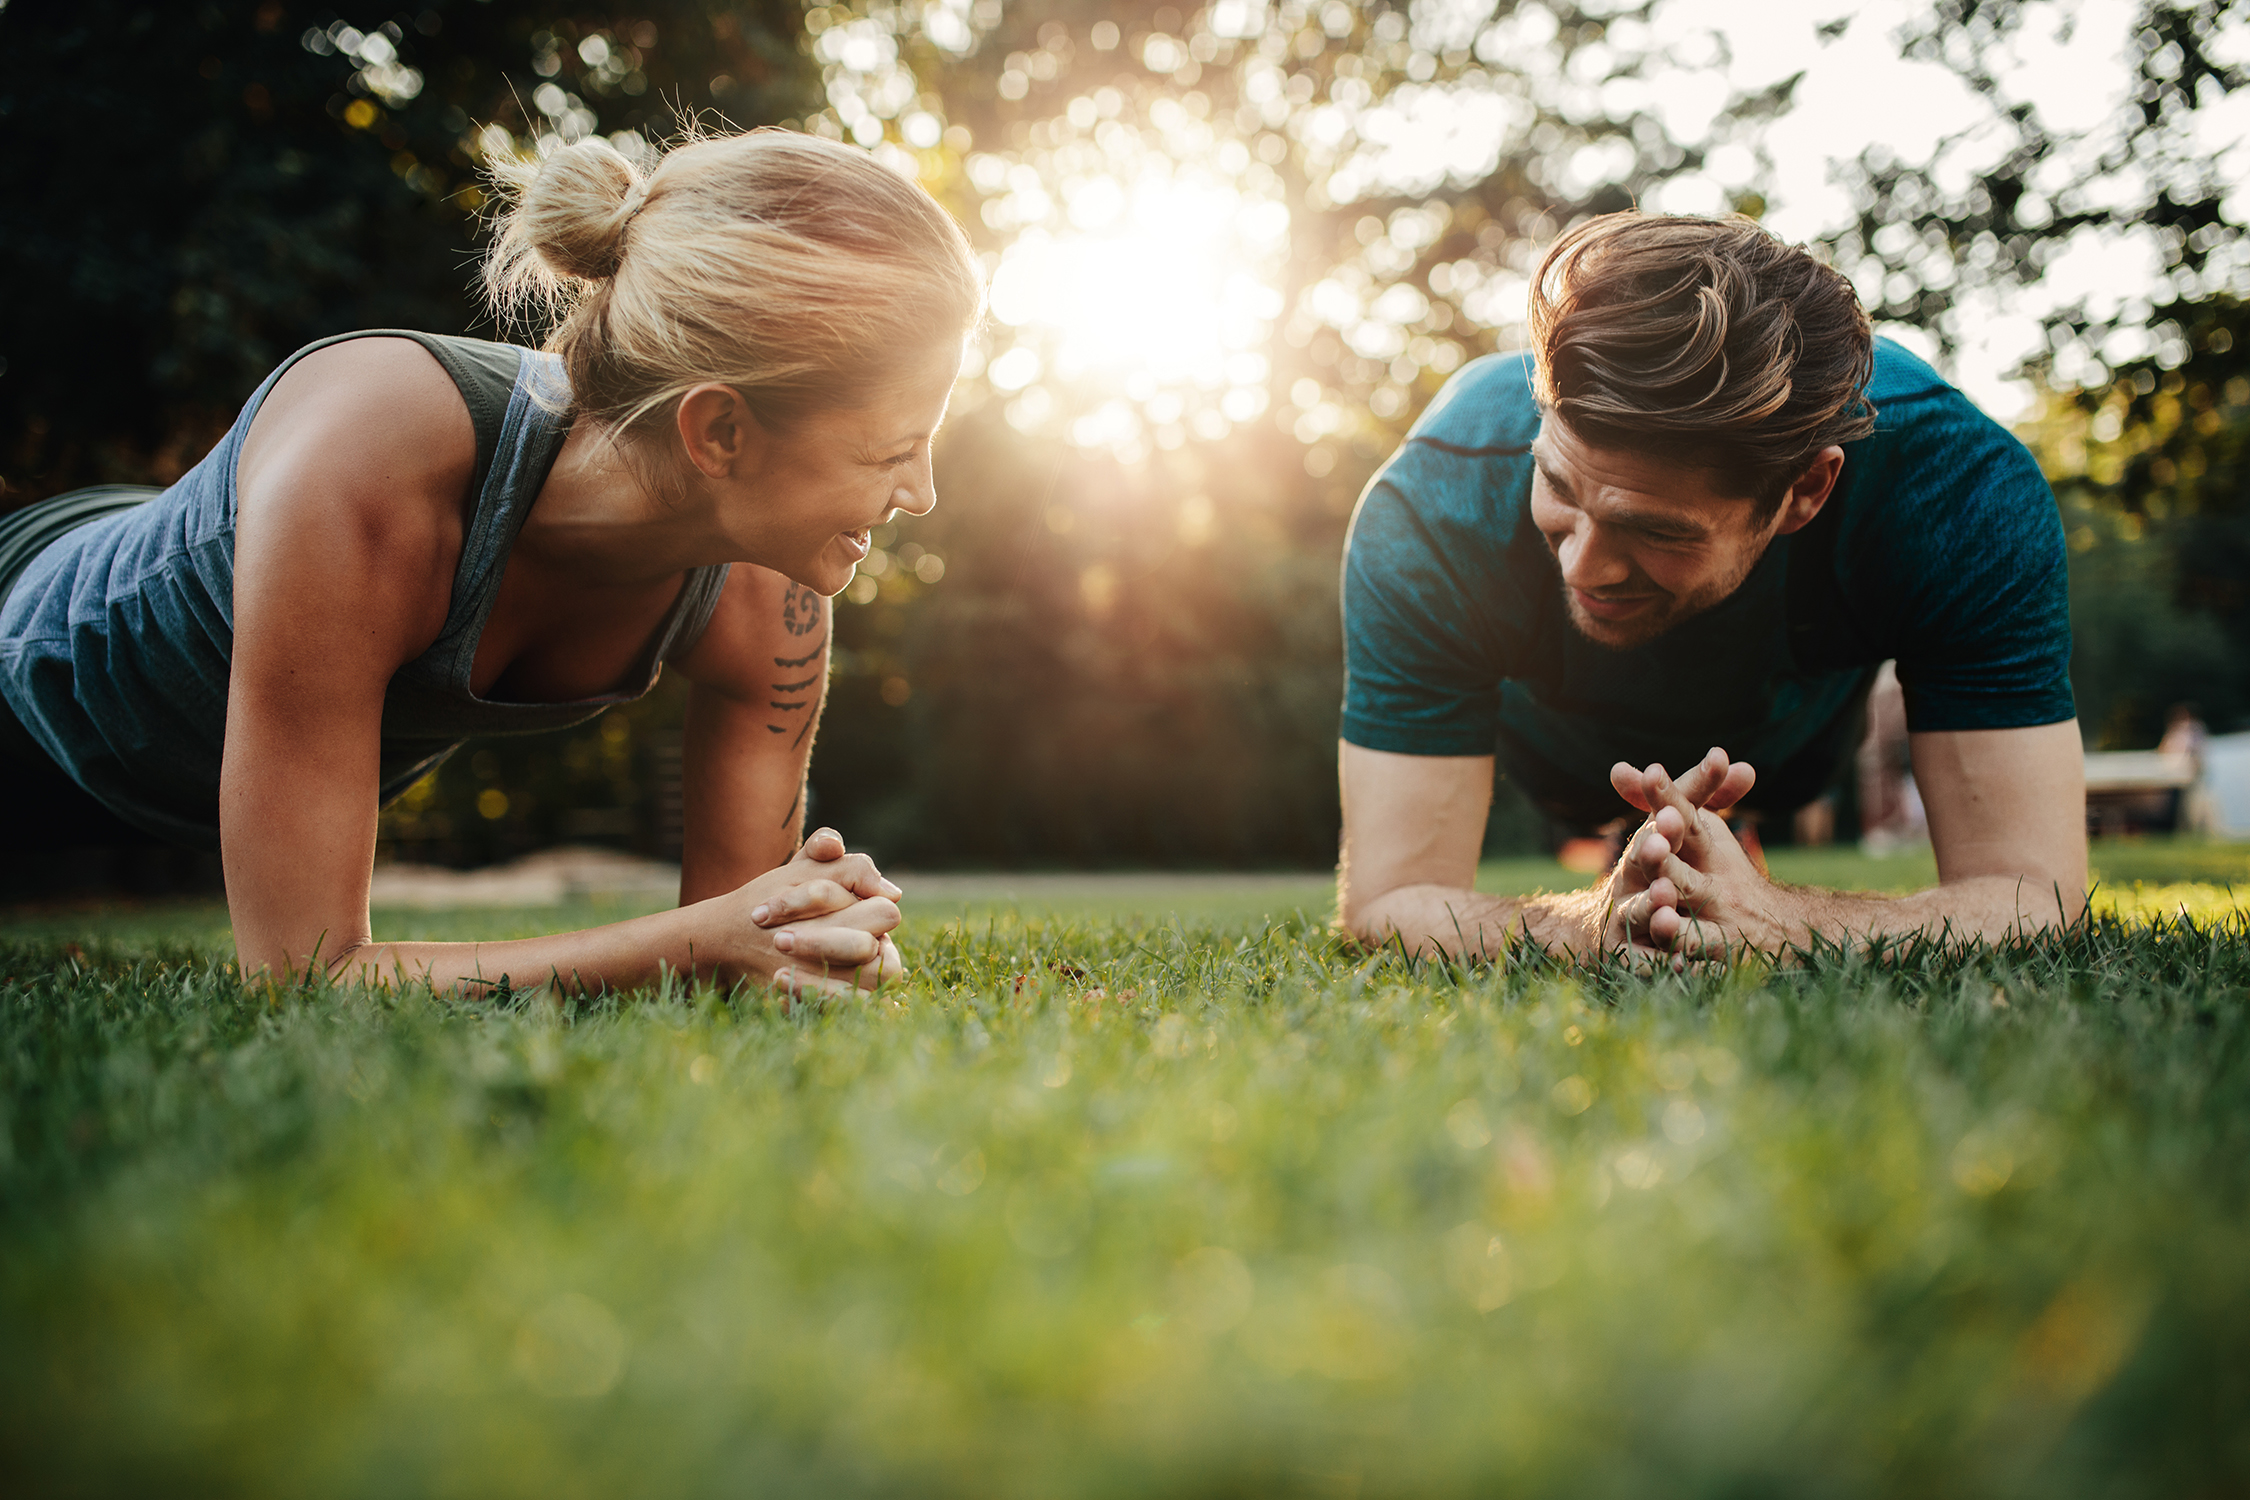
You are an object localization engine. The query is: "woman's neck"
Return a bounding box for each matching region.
[513,421,729,587]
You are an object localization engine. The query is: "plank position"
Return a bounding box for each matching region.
[0,130,984,997]
[1337,213,2087,961]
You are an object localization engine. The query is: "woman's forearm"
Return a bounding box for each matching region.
[321,900,739,995]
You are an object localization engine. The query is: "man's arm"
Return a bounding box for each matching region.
[1629,721,2087,954]
[1339,742,1612,957]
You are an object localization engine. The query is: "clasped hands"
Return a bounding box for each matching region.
[730,827,905,999]
[1597,747,1805,964]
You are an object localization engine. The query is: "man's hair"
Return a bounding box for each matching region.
[1528,213,1877,511]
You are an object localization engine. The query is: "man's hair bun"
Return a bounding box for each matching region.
[486,136,646,286]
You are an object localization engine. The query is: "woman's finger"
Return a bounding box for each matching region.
[851,937,907,991]
[771,966,858,1001]
[831,852,903,900]
[751,879,857,926]
[801,895,901,935]
[772,926,885,966]
[798,827,848,862]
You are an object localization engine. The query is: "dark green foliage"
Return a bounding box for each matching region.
[2,903,2249,1494]
[2037,296,2250,740]
[0,0,817,503]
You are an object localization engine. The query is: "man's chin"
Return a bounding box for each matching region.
[1567,598,1671,650]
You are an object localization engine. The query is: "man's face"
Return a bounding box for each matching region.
[1528,416,1787,650]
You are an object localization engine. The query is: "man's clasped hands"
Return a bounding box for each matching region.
[743,744,1794,995]
[1601,746,1812,965]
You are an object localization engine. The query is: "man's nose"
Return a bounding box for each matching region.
[1556,520,1629,589]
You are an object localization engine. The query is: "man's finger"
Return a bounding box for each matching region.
[1667,747,1733,808]
[1666,916,1734,962]
[1611,761,1654,811]
[1644,764,1734,868]
[1703,761,1757,813]
[1653,856,1721,925]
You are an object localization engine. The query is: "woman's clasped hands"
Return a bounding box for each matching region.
[730,827,906,998]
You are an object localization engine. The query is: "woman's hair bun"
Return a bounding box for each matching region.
[485,136,645,289]
[480,127,985,436]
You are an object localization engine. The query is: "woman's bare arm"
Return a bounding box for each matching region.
[672,565,833,903]
[223,339,892,996]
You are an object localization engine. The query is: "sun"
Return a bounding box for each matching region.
[970,106,1292,459]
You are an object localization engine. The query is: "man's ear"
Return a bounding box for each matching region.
[1770,445,1846,537]
[676,384,767,480]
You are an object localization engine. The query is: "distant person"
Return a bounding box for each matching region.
[2159,701,2212,833]
[1337,213,2085,960]
[0,130,982,996]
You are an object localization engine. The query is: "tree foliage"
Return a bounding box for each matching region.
[0,0,814,503]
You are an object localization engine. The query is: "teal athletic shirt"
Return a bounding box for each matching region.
[1339,338,2074,823]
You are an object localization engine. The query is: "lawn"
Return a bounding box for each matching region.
[2,842,2248,1497]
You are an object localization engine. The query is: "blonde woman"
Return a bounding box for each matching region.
[0,130,983,998]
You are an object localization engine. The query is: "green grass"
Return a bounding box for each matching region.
[3,846,2250,1497]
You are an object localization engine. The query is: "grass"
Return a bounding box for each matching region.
[2,841,2248,1497]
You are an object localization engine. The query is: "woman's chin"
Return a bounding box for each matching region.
[796,561,854,597]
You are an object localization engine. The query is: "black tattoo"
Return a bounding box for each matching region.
[781,583,824,636]
[773,648,823,668]
[781,785,802,829]
[769,700,808,711]
[771,675,822,693]
[766,724,787,734]
[790,717,814,749]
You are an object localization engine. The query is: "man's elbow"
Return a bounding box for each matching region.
[1336,878,1404,951]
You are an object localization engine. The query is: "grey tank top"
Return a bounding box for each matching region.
[0,330,731,850]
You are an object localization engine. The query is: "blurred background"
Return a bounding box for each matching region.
[3,0,2248,874]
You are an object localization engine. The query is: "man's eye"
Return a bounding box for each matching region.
[881,451,917,468]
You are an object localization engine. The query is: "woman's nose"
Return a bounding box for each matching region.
[890,473,937,517]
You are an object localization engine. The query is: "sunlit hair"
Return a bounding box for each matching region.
[1528,213,1876,510]
[482,128,984,434]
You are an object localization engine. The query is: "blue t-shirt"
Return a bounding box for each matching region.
[1340,339,2073,817]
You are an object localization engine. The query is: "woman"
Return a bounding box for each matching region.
[0,129,984,998]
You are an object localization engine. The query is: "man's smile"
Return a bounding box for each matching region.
[1572,587,1659,621]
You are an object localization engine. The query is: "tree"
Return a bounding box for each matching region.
[0,0,815,504]
[793,0,1809,863]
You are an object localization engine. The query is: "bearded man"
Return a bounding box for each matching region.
[1337,213,2085,960]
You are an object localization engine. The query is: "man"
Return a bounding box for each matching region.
[1337,213,2085,959]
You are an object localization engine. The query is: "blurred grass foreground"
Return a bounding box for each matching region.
[5,848,2250,1497]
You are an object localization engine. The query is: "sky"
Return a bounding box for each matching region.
[1627,0,2250,418]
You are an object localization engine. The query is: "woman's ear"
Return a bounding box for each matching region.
[676,384,767,479]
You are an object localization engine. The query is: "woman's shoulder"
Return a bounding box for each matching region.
[238,335,482,519]
[232,335,483,645]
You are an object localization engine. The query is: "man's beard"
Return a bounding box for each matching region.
[1561,546,1768,651]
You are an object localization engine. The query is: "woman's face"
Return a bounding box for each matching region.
[730,351,963,596]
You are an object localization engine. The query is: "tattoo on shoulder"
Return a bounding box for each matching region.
[780,583,825,637]
[773,647,823,668]
[781,785,803,830]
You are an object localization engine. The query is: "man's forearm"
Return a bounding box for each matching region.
[1734,873,2085,952]
[1347,883,1607,959]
